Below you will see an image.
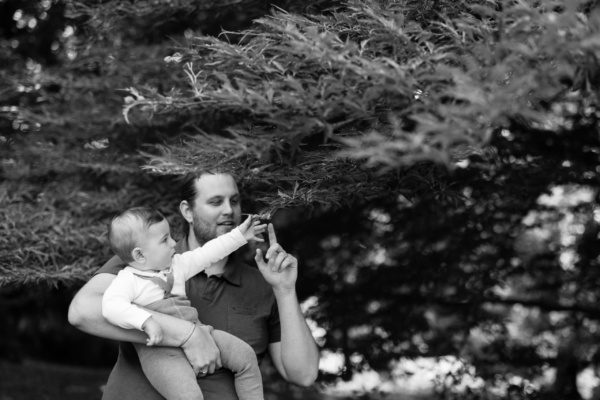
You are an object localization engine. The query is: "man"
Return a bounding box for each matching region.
[68,172,319,399]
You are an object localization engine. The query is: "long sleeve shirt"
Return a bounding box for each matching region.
[102,227,247,330]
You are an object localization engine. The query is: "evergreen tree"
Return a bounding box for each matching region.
[3,0,600,398]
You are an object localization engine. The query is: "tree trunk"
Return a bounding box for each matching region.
[550,335,582,400]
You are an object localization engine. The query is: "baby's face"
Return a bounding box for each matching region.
[139,219,176,270]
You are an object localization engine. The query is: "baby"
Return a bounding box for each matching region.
[102,207,266,400]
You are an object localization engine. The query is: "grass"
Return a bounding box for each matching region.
[0,359,434,400]
[0,360,110,400]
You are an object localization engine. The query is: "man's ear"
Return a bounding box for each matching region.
[132,247,145,263]
[180,200,194,224]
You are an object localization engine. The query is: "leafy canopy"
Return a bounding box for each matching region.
[125,0,600,214]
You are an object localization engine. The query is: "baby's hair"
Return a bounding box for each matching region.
[108,207,166,262]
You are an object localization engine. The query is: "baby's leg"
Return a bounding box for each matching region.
[135,343,203,400]
[212,330,264,400]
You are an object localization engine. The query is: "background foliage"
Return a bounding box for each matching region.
[3,0,600,399]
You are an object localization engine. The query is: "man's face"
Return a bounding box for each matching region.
[189,173,242,245]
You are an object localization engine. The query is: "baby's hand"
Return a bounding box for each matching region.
[238,215,267,242]
[143,317,163,346]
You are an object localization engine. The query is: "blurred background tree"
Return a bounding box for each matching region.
[2,0,600,399]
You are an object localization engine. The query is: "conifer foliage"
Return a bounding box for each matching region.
[124,0,600,213]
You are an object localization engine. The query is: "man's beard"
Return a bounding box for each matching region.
[191,217,217,246]
[191,216,236,246]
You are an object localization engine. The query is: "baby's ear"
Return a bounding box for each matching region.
[132,248,145,263]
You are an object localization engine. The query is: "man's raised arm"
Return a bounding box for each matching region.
[68,272,222,375]
[254,224,320,386]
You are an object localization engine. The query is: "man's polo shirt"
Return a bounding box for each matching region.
[96,237,281,400]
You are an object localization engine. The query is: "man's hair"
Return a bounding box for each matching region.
[108,207,165,262]
[179,170,236,207]
[180,173,202,208]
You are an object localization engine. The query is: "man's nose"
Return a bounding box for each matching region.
[221,200,233,215]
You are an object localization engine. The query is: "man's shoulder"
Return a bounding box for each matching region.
[95,255,128,276]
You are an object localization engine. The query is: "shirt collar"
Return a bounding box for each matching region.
[175,236,242,286]
[124,266,170,277]
[221,254,242,286]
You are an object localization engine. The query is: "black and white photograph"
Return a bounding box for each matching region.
[2,1,600,399]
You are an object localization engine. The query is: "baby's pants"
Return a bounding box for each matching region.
[134,296,263,400]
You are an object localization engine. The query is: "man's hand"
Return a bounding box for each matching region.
[254,223,297,293]
[181,324,222,376]
[238,215,267,243]
[142,317,163,346]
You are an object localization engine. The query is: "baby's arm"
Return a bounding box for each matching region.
[70,271,222,374]
[177,216,266,279]
[142,317,163,346]
[102,271,153,331]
